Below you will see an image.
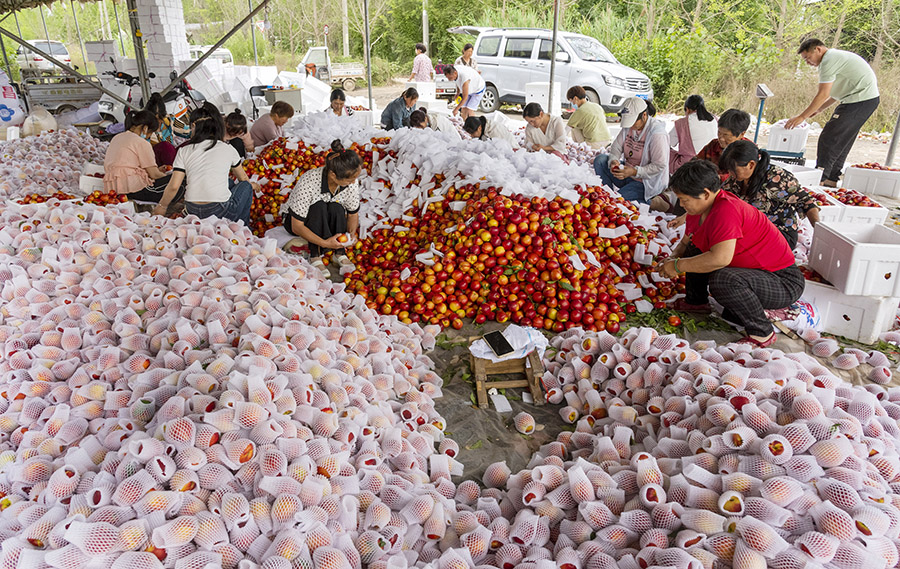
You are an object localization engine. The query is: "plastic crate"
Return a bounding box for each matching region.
[809,222,900,297]
[802,280,899,344]
[767,125,809,154]
[842,166,900,199]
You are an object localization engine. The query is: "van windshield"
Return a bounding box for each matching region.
[565,36,616,63]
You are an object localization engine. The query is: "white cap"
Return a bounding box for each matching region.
[619,97,648,129]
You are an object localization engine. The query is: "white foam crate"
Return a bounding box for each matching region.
[802,280,899,344]
[79,163,105,195]
[805,185,889,225]
[809,222,900,297]
[804,187,843,224]
[775,161,822,187]
[843,166,900,199]
[767,125,809,154]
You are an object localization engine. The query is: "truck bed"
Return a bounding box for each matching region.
[23,79,101,113]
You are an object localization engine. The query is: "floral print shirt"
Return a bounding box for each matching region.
[722,164,818,236]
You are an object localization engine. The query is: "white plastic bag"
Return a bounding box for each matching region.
[469,324,548,363]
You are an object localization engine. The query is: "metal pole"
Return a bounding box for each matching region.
[13,11,22,39]
[159,0,272,97]
[111,0,126,55]
[754,99,765,144]
[124,0,151,104]
[422,0,429,50]
[342,0,349,58]
[0,27,132,106]
[548,0,560,113]
[249,0,259,66]
[71,0,89,73]
[364,0,373,111]
[886,111,900,167]
[0,32,12,81]
[39,5,51,47]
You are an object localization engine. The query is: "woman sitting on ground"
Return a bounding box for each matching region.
[380,88,419,130]
[658,160,805,348]
[409,108,461,140]
[719,140,819,250]
[523,102,567,157]
[153,103,259,224]
[593,97,669,205]
[281,140,362,278]
[566,86,610,149]
[104,110,182,203]
[329,89,351,116]
[224,109,255,159]
[462,115,518,148]
[669,94,717,171]
[695,108,751,177]
[145,92,177,167]
[250,101,295,147]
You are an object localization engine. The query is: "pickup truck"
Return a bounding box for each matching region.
[297,47,365,91]
[21,75,101,114]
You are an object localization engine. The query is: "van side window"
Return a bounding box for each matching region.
[503,38,535,59]
[477,36,501,57]
[538,40,565,60]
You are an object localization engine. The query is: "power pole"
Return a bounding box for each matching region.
[342,0,349,57]
[422,0,429,49]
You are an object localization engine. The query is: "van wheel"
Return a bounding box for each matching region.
[479,85,500,113]
[342,78,357,91]
[585,89,601,105]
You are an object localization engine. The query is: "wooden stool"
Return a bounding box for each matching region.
[470,350,545,409]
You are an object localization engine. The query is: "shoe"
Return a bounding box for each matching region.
[821,179,838,188]
[309,257,330,278]
[737,331,777,348]
[334,254,353,268]
[672,299,712,314]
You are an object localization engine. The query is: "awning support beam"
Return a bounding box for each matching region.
[125,0,151,104]
[0,26,132,107]
[159,0,272,98]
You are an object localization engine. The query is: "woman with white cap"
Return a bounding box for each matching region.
[593,97,669,205]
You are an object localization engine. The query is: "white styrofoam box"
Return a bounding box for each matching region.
[802,280,899,344]
[79,163,105,195]
[843,166,900,199]
[525,82,562,116]
[810,190,843,224]
[810,222,900,297]
[767,124,809,153]
[775,160,823,187]
[406,81,436,102]
[352,110,375,128]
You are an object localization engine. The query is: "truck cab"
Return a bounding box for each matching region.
[448,26,653,113]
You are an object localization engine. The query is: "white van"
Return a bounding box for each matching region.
[16,41,71,73]
[188,46,234,67]
[448,27,652,113]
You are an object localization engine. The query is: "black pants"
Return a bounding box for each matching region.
[708,264,804,337]
[284,201,347,258]
[817,97,880,183]
[129,174,185,204]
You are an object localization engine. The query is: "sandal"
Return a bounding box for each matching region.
[334,254,353,268]
[737,332,777,348]
[309,258,330,278]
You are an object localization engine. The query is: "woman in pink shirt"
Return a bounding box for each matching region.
[409,43,433,82]
[103,110,182,203]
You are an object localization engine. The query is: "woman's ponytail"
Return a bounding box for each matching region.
[325,139,362,180]
[685,94,715,122]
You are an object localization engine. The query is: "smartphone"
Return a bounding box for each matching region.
[484,330,515,357]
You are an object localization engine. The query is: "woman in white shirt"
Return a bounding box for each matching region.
[669,94,717,172]
[462,115,517,148]
[409,108,461,140]
[523,102,567,158]
[153,103,260,223]
[281,140,363,277]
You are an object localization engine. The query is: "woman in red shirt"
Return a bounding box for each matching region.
[657,160,805,347]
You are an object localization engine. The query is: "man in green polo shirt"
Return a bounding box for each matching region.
[786,38,879,187]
